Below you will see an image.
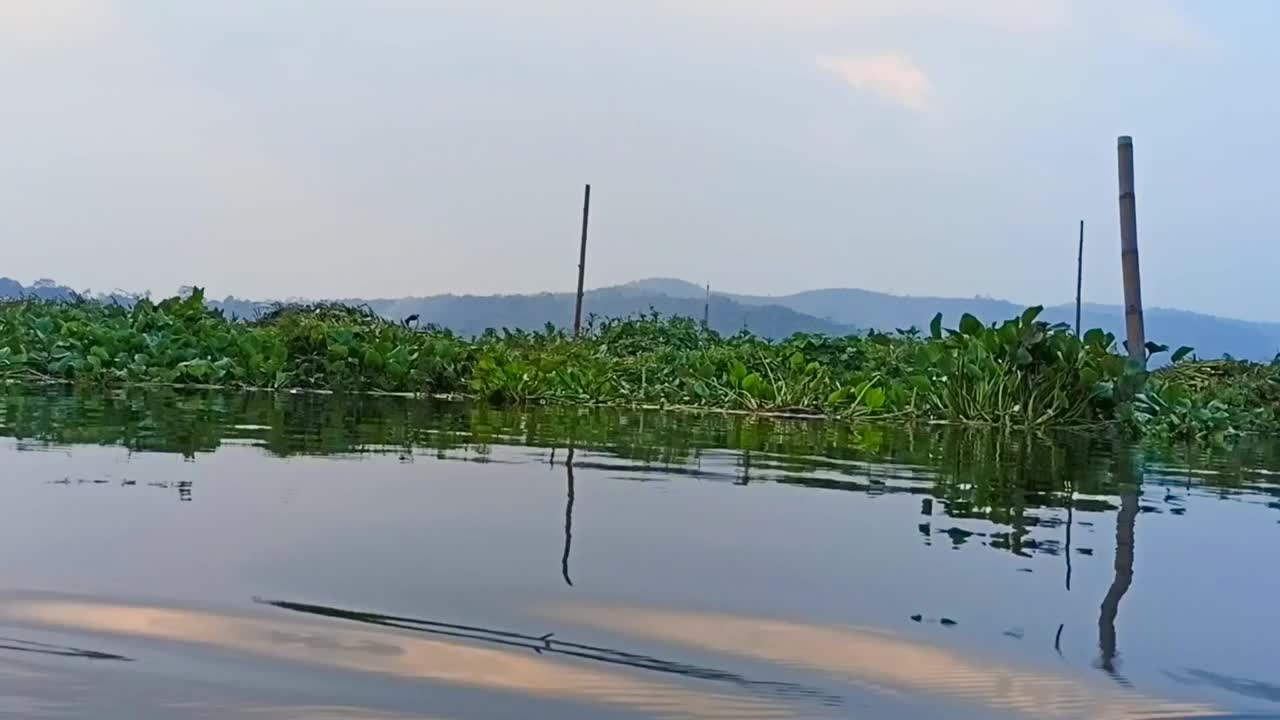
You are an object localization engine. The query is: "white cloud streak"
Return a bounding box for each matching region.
[817,53,932,112]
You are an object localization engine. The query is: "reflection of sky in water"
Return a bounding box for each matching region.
[0,598,799,719]
[1,391,1279,718]
[546,604,1227,719]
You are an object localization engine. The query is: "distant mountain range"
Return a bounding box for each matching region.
[4,276,1278,362]
[619,278,1280,363]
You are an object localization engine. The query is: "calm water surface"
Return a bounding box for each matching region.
[1,386,1278,719]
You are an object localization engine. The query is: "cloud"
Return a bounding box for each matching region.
[817,53,931,111]
[0,0,107,47]
[1126,1,1216,53]
[685,0,1070,33]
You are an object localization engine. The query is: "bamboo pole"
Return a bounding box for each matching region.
[573,184,591,337]
[1116,137,1146,365]
[1075,220,1084,338]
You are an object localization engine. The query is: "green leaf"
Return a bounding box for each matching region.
[1080,367,1100,387]
[958,313,983,336]
[929,313,943,341]
[1171,346,1194,364]
[863,387,887,410]
[1015,347,1033,366]
[1144,341,1169,357]
[1020,306,1043,325]
[997,323,1019,348]
[1160,382,1189,404]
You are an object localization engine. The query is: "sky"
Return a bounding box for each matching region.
[2,1,1278,320]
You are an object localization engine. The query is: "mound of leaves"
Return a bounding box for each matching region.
[4,292,1278,437]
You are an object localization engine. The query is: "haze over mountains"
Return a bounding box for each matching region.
[4,276,1278,362]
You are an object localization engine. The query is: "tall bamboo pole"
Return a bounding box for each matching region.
[1117,137,1146,365]
[573,184,591,337]
[1075,220,1084,338]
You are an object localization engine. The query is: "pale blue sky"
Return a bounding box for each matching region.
[2,1,1277,320]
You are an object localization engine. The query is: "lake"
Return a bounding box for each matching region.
[1,385,1278,719]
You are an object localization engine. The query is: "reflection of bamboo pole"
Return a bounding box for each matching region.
[563,446,576,587]
[1099,487,1137,679]
[1065,479,1074,592]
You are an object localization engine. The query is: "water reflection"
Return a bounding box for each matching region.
[5,385,1280,717]
[255,597,844,707]
[237,709,452,720]
[1168,669,1280,705]
[1098,452,1140,683]
[0,597,799,720]
[562,446,576,587]
[548,604,1224,719]
[9,386,1278,527]
[0,636,131,661]
[1065,474,1075,591]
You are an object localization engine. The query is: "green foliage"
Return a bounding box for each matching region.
[2,295,1277,437]
[1133,359,1280,439]
[0,292,471,394]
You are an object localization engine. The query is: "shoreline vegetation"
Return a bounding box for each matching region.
[1,289,1276,441]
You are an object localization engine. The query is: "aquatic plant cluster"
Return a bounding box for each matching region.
[1,291,1276,439]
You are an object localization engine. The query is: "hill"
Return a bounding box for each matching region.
[339,287,854,339]
[0,277,852,340]
[625,278,1280,362]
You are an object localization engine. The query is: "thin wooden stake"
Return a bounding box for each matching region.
[1075,220,1084,338]
[702,283,710,329]
[573,184,591,337]
[1116,137,1146,365]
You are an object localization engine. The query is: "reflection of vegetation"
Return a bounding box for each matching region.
[4,385,1278,563]
[4,294,1276,434]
